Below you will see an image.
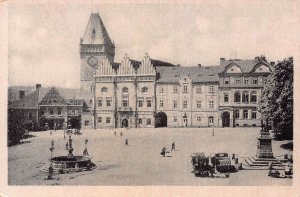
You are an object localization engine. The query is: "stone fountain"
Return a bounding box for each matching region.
[42,135,96,175]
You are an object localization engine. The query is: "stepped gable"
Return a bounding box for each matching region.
[136,54,156,75]
[156,65,222,83]
[95,56,115,75]
[39,87,67,106]
[117,55,136,75]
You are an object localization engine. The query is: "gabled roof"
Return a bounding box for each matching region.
[39,87,66,106]
[81,13,114,47]
[151,59,176,67]
[9,90,40,109]
[8,86,92,109]
[156,66,222,83]
[220,59,271,73]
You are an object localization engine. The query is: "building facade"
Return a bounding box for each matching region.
[8,12,273,130]
[78,12,273,129]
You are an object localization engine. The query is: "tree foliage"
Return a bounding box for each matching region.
[260,57,293,139]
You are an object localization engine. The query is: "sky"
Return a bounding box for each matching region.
[8,1,300,88]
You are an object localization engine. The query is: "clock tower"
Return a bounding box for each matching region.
[80,12,115,92]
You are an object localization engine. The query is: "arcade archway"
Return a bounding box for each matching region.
[155,112,168,127]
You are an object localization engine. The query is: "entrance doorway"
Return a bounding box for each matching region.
[222,112,230,127]
[154,112,168,127]
[183,114,188,127]
[121,118,129,128]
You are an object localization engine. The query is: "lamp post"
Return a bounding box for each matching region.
[83,138,89,156]
[49,140,55,160]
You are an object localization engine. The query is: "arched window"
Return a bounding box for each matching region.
[141,87,148,94]
[122,87,128,94]
[242,91,249,103]
[101,87,108,94]
[234,91,241,102]
[250,91,257,103]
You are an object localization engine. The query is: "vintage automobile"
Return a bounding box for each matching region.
[191,152,237,178]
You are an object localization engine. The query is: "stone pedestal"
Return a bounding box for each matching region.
[256,131,274,158]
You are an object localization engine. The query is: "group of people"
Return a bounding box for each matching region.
[160,142,176,157]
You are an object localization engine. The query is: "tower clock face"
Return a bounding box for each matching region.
[87,56,98,68]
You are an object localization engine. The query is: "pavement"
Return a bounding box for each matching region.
[8,127,293,185]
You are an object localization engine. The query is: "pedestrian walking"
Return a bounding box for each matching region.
[160,147,167,157]
[171,142,176,151]
[120,132,123,136]
[114,131,116,137]
[125,138,129,146]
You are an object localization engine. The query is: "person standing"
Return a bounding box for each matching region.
[171,142,176,151]
[125,138,129,146]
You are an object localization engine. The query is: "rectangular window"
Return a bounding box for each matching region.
[28,112,32,120]
[160,100,164,108]
[197,116,201,122]
[209,86,214,93]
[197,100,201,108]
[244,78,249,85]
[236,78,241,85]
[173,86,178,93]
[243,110,248,119]
[183,85,188,93]
[224,93,229,103]
[196,86,202,93]
[97,99,102,107]
[173,100,178,108]
[122,100,128,107]
[224,78,229,85]
[173,116,177,122]
[183,100,188,109]
[253,78,258,85]
[106,99,111,107]
[251,111,257,119]
[98,117,102,123]
[209,101,214,109]
[106,117,111,124]
[147,100,152,108]
[49,108,54,115]
[85,121,89,126]
[235,111,240,119]
[138,100,143,107]
[57,108,62,115]
[159,86,164,93]
[146,119,151,125]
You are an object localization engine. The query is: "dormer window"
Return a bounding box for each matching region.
[92,28,96,39]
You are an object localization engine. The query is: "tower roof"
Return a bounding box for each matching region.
[81,13,114,46]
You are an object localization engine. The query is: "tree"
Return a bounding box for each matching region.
[260,57,293,139]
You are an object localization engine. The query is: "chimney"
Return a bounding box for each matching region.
[270,61,275,66]
[220,58,225,64]
[36,84,41,90]
[198,64,201,68]
[255,56,260,60]
[19,91,25,100]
